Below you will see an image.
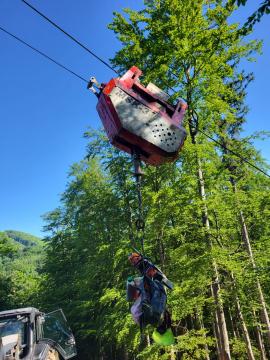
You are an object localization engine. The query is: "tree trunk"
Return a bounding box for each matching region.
[229,180,270,348]
[227,306,239,339]
[239,209,270,347]
[236,296,255,360]
[196,311,210,360]
[170,346,176,360]
[211,271,231,360]
[213,207,255,360]
[228,273,256,360]
[187,97,231,358]
[213,313,223,360]
[197,157,231,360]
[146,333,151,346]
[123,349,129,360]
[252,308,268,360]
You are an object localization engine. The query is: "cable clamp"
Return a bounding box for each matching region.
[87,76,102,97]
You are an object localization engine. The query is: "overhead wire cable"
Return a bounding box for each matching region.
[193,126,270,178]
[0,26,88,83]
[165,86,270,179]
[21,0,120,75]
[5,4,270,179]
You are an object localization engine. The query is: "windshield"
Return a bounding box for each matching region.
[0,316,27,346]
[43,310,76,359]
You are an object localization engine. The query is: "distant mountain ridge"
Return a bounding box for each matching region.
[0,230,44,311]
[4,230,43,248]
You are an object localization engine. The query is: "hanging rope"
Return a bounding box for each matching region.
[132,151,146,255]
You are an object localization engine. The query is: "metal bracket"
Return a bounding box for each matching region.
[87,76,102,98]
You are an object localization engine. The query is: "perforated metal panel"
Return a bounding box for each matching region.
[109,87,186,153]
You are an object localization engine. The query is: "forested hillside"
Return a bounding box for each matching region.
[38,1,270,359]
[0,230,44,310]
[5,230,43,247]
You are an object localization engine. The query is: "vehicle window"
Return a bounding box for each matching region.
[0,317,27,346]
[42,310,76,359]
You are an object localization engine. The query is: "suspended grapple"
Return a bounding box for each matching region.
[90,66,187,165]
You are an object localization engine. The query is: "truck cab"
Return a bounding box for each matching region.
[0,307,76,360]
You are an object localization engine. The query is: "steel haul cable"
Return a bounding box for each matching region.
[19,1,270,179]
[1,11,270,178]
[192,127,270,178]
[21,0,119,75]
[0,26,88,83]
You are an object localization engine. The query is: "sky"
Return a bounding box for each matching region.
[0,1,269,238]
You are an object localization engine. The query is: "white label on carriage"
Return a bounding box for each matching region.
[109,87,186,153]
[146,83,170,101]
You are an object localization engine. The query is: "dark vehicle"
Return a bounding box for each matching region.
[0,307,76,360]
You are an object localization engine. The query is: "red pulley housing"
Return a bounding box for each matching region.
[96,66,187,165]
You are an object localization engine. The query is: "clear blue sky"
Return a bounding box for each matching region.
[0,1,269,238]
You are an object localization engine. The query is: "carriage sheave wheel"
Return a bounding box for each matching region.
[46,348,60,360]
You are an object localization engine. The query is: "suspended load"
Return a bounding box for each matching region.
[88,66,187,165]
[127,251,175,346]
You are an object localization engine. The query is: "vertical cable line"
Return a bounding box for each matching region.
[0,26,88,83]
[21,0,120,75]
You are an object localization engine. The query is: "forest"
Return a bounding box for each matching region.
[1,1,270,359]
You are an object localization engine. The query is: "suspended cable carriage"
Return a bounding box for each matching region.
[88,66,187,165]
